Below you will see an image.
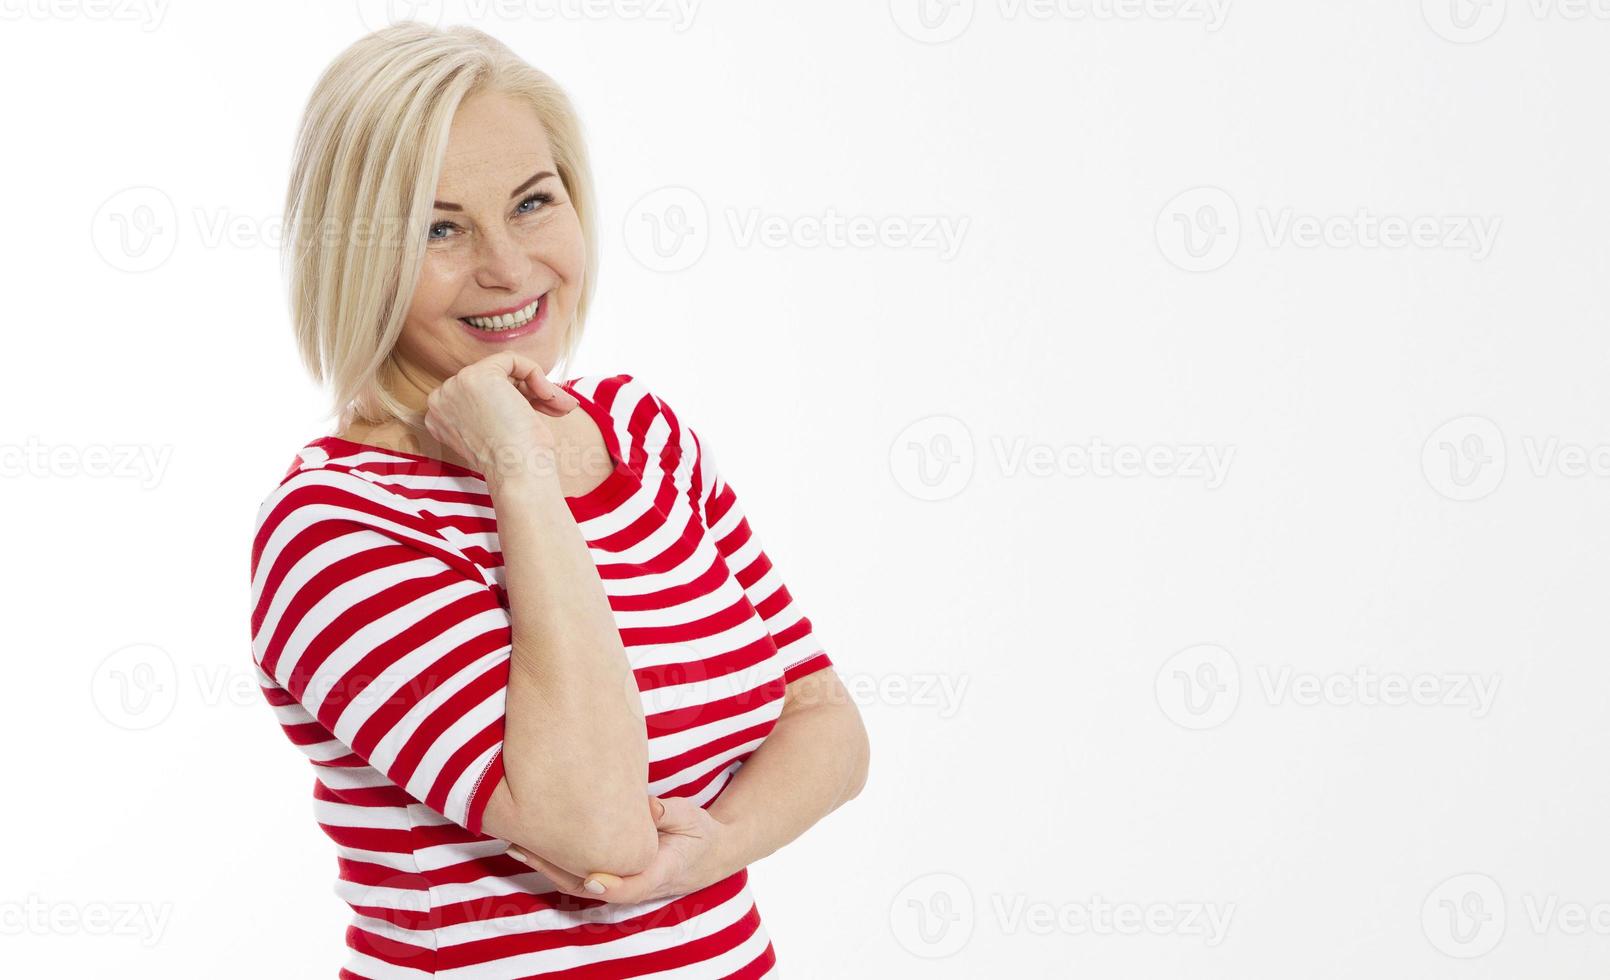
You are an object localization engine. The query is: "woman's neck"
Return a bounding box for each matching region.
[337,416,476,472]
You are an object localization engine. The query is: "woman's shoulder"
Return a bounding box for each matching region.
[565,371,658,413]
[565,371,696,439]
[586,371,706,420]
[256,436,470,545]
[251,440,478,579]
[271,436,469,492]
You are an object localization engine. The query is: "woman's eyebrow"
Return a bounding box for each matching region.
[433,171,556,211]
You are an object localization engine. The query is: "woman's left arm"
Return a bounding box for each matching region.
[706,666,870,870]
[504,383,870,897]
[507,668,869,901]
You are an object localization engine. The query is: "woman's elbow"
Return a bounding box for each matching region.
[592,816,659,877]
[514,810,656,878]
[555,788,659,875]
[842,714,872,803]
[503,789,659,877]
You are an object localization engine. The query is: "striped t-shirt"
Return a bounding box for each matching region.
[248,373,833,978]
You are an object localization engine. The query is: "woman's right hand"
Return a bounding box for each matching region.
[422,351,580,479]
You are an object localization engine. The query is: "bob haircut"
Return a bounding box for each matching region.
[282,22,597,429]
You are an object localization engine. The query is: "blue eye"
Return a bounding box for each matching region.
[428,191,554,243]
[516,191,555,215]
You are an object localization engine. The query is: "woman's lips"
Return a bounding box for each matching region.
[462,292,545,319]
[458,292,547,342]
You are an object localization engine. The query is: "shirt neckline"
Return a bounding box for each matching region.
[306,378,638,516]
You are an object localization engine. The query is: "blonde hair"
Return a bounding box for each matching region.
[282,22,598,430]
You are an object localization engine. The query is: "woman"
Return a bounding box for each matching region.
[248,23,870,978]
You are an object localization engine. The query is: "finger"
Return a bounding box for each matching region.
[534,381,578,415]
[652,796,703,832]
[498,353,575,410]
[524,380,577,416]
[582,871,622,896]
[505,846,587,895]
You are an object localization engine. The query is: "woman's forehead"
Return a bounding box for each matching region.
[437,124,554,198]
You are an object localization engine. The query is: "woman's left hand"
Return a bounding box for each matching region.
[504,796,737,905]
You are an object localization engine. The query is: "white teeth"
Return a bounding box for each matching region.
[465,295,542,331]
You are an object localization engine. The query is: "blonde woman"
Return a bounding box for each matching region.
[247,23,869,978]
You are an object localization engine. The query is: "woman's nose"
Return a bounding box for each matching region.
[473,227,532,289]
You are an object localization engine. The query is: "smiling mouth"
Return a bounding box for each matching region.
[459,293,545,332]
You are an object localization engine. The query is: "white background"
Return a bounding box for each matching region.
[2,0,1607,976]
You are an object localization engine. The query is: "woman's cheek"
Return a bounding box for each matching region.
[415,251,467,309]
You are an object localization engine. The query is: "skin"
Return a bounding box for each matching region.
[341,86,871,903]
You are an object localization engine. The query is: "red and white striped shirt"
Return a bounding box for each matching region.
[249,373,833,978]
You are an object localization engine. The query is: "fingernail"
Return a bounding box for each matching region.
[583,878,606,895]
[505,847,529,863]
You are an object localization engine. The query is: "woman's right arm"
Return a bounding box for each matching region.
[478,460,656,878]
[423,353,656,878]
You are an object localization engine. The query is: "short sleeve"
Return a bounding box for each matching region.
[648,387,835,686]
[249,466,509,836]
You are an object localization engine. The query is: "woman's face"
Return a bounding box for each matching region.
[395,88,585,393]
